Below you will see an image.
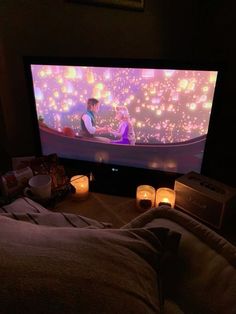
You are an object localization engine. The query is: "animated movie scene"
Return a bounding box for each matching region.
[30,64,218,173]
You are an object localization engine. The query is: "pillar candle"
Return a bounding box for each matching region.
[155,187,176,208]
[70,175,89,200]
[136,185,155,211]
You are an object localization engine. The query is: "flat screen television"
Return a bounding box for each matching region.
[24,57,219,197]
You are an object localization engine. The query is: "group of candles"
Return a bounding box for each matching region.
[70,175,176,212]
[136,185,176,211]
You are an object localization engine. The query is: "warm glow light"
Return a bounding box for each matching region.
[65,67,77,79]
[70,175,89,199]
[162,197,170,203]
[136,185,155,212]
[156,187,176,208]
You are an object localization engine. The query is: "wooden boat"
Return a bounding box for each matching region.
[39,125,206,173]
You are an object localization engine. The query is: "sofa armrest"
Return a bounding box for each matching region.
[122,206,236,314]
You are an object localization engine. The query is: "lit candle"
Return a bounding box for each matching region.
[155,187,176,208]
[70,175,89,200]
[136,185,155,211]
[162,197,170,204]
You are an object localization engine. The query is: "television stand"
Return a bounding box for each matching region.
[51,190,236,246]
[51,191,139,228]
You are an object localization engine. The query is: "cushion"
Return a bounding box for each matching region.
[0,216,180,314]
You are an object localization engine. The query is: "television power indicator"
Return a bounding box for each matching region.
[111,168,119,172]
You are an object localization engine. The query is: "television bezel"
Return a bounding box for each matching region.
[23,56,222,197]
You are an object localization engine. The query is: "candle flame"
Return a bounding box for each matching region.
[162,197,170,203]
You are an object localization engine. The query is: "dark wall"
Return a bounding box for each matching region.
[0,0,235,186]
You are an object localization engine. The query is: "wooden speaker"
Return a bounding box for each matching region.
[174,171,236,229]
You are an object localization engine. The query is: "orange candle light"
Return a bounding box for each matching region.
[155,187,176,208]
[70,175,89,200]
[136,185,156,211]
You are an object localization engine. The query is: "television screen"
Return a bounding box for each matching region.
[25,57,219,195]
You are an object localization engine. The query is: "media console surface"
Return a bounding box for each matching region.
[62,158,181,197]
[53,190,139,228]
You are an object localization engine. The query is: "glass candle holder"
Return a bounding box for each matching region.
[136,185,156,212]
[70,175,89,200]
[155,187,176,208]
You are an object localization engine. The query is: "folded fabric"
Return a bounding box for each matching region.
[0,197,49,213]
[0,216,181,314]
[0,197,112,228]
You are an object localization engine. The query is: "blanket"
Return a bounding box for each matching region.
[0,197,112,228]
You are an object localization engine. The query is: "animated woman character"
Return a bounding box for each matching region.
[111,106,136,145]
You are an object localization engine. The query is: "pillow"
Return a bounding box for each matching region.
[0,218,180,314]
